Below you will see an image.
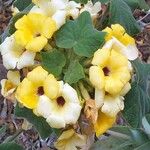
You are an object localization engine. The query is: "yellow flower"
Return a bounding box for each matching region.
[16,66,59,109]
[1,71,20,99]
[16,66,81,128]
[54,129,86,150]
[90,46,131,95]
[94,111,116,137]
[103,24,138,60]
[14,13,56,52]
[103,24,135,46]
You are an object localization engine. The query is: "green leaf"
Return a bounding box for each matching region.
[0,142,24,150]
[72,0,88,4]
[129,129,149,146]
[134,141,150,150]
[123,60,150,128]
[64,60,85,84]
[41,50,66,77]
[109,0,140,35]
[13,0,33,11]
[123,0,139,10]
[55,11,106,57]
[137,0,149,10]
[110,126,131,136]
[123,0,149,11]
[92,0,110,4]
[14,104,56,139]
[90,136,133,150]
[142,114,150,136]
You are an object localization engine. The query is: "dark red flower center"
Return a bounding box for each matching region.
[103,67,110,76]
[37,86,44,96]
[57,96,66,107]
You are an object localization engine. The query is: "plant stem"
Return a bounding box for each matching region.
[78,82,91,100]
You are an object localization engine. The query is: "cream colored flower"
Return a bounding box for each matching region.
[103,24,138,60]
[1,71,20,98]
[0,35,35,69]
[54,129,86,150]
[35,82,82,128]
[31,0,80,29]
[80,1,101,19]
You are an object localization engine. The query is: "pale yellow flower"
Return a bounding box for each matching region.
[90,47,131,95]
[15,13,56,52]
[34,82,82,128]
[54,129,86,150]
[0,35,35,69]
[95,89,125,117]
[80,1,101,19]
[1,71,20,98]
[103,24,138,60]
[31,0,80,29]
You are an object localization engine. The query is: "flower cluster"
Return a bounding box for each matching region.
[90,24,138,136]
[0,0,139,149]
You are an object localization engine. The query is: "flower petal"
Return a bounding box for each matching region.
[16,78,38,109]
[25,36,48,52]
[105,76,124,95]
[62,83,79,103]
[17,51,36,69]
[44,74,59,99]
[120,82,131,96]
[89,66,105,90]
[63,103,81,125]
[46,114,66,128]
[2,52,18,69]
[42,18,57,38]
[92,48,110,67]
[35,95,53,118]
[112,37,138,60]
[1,79,15,97]
[54,129,86,150]
[0,35,14,55]
[101,95,124,117]
[95,88,104,108]
[27,66,48,86]
[94,111,116,137]
[15,29,33,47]
[7,71,20,85]
[52,10,66,29]
[80,1,101,19]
